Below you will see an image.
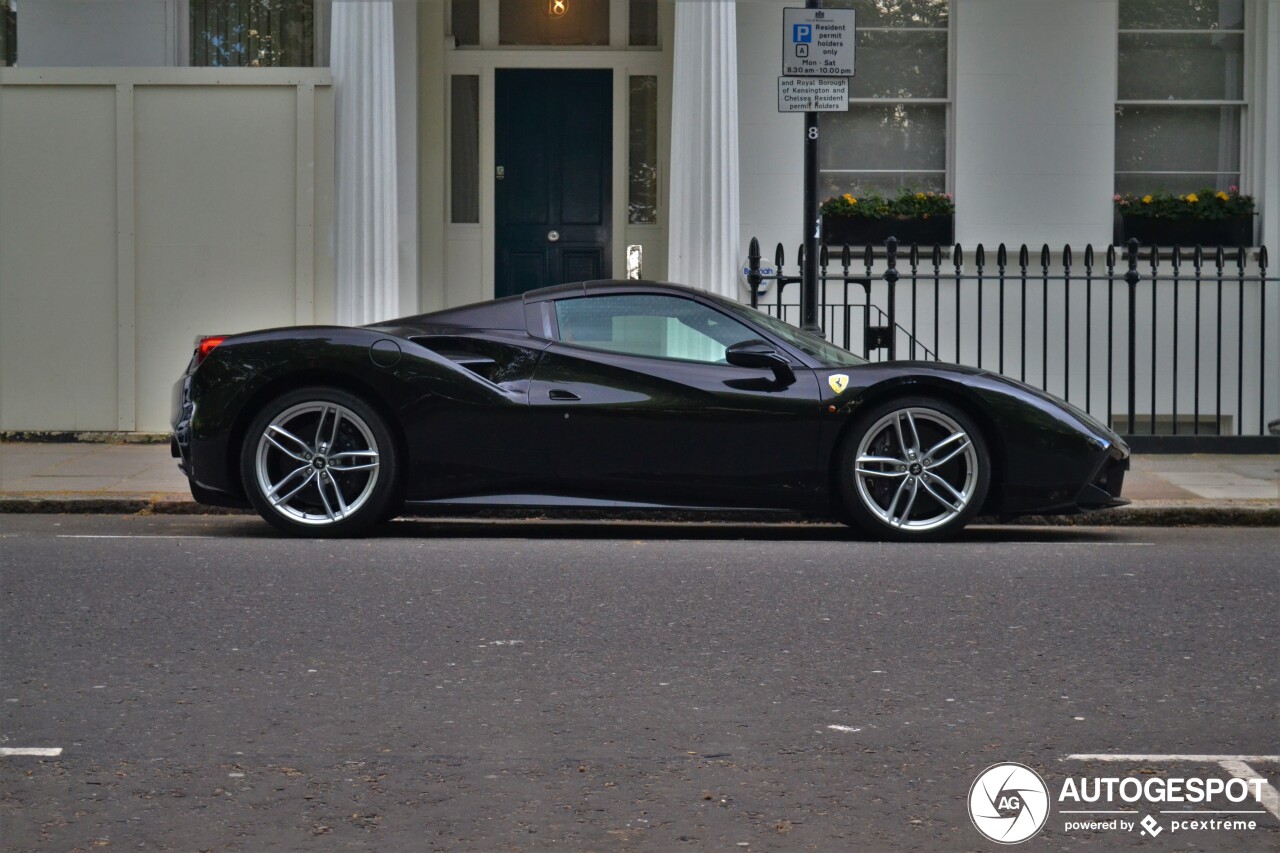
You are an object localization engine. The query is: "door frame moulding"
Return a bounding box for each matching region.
[444,45,668,301]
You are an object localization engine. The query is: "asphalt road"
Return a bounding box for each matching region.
[1,515,1277,852]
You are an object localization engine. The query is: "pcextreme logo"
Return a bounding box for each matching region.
[968,763,1051,844]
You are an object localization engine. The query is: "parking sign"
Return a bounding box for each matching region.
[782,8,855,77]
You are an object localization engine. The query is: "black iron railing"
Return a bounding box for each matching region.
[744,237,1278,448]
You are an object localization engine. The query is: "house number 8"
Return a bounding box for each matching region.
[808,127,819,140]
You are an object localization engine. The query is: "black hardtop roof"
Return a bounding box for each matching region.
[373,280,724,332]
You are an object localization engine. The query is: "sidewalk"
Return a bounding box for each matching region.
[1,441,1277,525]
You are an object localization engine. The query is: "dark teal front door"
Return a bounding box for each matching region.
[495,69,612,298]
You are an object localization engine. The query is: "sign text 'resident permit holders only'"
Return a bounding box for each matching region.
[782,7,856,77]
[778,77,849,113]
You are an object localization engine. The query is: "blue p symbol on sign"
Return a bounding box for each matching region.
[793,24,812,43]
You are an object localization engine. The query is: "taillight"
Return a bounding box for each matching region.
[195,335,226,366]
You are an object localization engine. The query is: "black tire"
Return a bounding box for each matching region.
[239,387,400,537]
[838,396,990,541]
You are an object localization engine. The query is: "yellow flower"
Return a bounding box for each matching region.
[1216,191,1229,201]
[1186,193,1199,203]
[1142,195,1153,204]
[916,192,926,199]
[843,193,854,202]
[850,197,858,204]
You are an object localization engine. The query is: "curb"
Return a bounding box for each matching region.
[2,496,1277,527]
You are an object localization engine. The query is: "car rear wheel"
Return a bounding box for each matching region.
[838,397,990,541]
[240,387,399,537]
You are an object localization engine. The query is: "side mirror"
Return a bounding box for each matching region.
[725,340,795,385]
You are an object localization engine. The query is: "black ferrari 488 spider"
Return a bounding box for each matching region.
[171,280,1129,539]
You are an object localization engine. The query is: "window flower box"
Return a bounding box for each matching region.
[1117,215,1253,248]
[822,213,954,248]
[1114,188,1256,248]
[820,189,955,248]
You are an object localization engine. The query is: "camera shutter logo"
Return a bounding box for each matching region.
[968,763,1050,844]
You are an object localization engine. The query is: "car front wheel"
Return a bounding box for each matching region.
[240,387,399,537]
[839,397,990,541]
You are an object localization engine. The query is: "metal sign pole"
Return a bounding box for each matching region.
[781,2,851,335]
[800,0,822,335]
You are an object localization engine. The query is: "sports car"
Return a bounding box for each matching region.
[171,280,1129,539]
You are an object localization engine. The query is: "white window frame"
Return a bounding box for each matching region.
[820,6,954,197]
[179,0,329,67]
[1114,1,1252,194]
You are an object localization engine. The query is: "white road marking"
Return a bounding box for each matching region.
[1066,754,1280,763]
[826,724,862,733]
[1064,754,1280,821]
[1,747,62,757]
[1219,760,1280,820]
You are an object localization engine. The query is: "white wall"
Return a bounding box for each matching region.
[18,0,178,66]
[736,0,1123,253]
[0,68,334,432]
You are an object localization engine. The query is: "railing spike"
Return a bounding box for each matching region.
[931,244,942,268]
[1084,243,1094,271]
[863,243,875,268]
[1171,245,1181,268]
[1259,245,1268,270]
[775,242,785,268]
[1193,244,1203,269]
[1040,244,1051,270]
[1019,244,1029,270]
[841,243,851,268]
[997,243,1008,269]
[1236,245,1246,270]
[1062,244,1072,270]
[1147,244,1157,269]
[1105,244,1116,271]
[975,244,986,270]
[886,236,899,265]
[953,243,964,269]
[1214,244,1224,271]
[909,243,919,268]
[820,243,829,268]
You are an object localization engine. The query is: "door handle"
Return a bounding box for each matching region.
[548,388,580,401]
[547,230,561,243]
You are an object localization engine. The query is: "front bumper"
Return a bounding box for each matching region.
[1075,445,1131,510]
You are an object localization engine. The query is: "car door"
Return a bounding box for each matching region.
[527,292,825,509]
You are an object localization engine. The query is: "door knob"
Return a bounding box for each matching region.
[547,230,561,243]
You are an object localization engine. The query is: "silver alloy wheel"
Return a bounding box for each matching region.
[852,406,979,532]
[253,401,381,526]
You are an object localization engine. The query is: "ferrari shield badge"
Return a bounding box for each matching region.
[828,374,849,394]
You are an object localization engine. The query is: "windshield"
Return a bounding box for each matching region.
[709,295,868,367]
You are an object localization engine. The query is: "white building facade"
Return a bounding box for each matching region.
[1,0,1277,435]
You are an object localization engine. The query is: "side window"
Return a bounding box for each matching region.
[554,294,760,364]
